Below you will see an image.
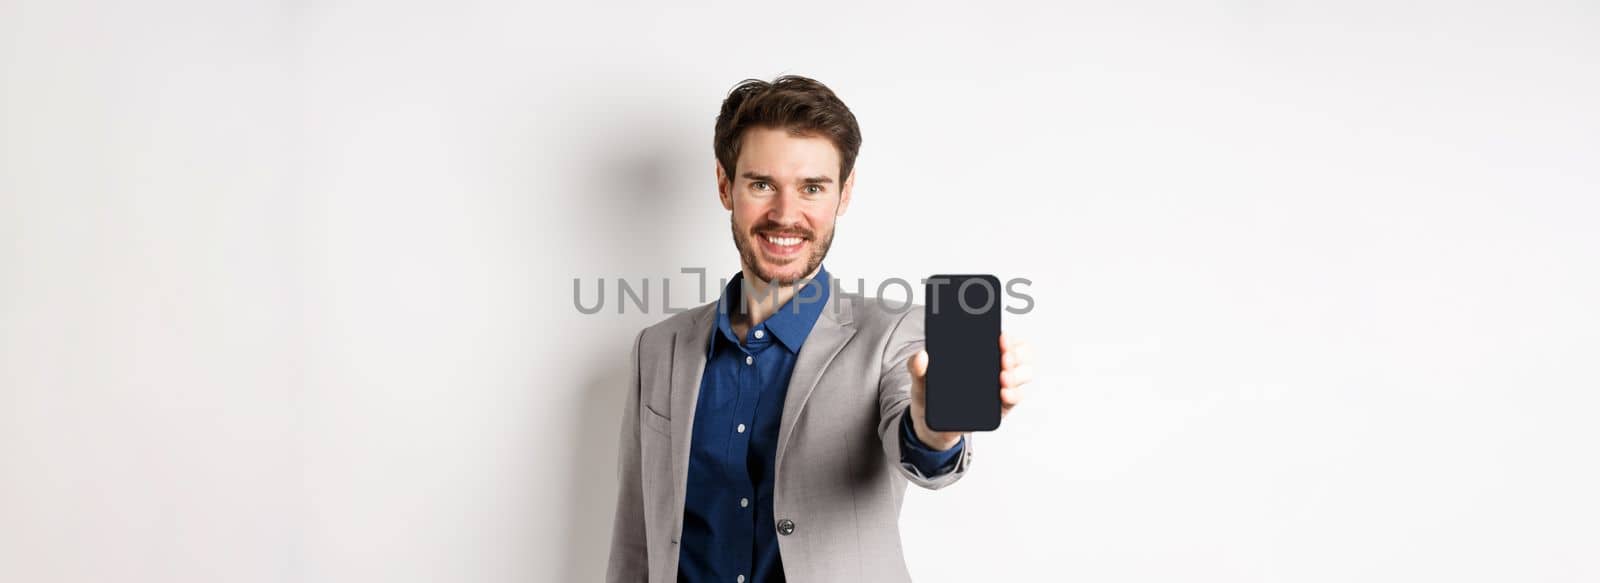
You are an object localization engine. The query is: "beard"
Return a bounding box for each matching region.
[731,215,835,287]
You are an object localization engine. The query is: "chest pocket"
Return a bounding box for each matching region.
[640,333,678,420]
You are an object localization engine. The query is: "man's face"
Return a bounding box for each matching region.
[717,126,854,286]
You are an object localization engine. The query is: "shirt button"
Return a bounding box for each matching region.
[736,423,745,433]
[753,330,764,339]
[737,576,745,583]
[745,355,753,365]
[740,497,749,508]
[776,518,795,535]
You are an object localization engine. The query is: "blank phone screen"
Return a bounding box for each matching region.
[924,274,1002,432]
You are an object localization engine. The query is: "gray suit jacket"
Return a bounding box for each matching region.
[606,289,976,582]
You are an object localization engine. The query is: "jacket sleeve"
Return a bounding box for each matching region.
[899,408,965,477]
[877,307,975,490]
[606,329,649,582]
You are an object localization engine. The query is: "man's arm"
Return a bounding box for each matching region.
[877,308,974,490]
[899,410,965,477]
[606,329,649,582]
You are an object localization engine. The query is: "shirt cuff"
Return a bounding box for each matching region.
[899,410,964,477]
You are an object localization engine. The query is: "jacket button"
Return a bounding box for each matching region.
[776,518,795,536]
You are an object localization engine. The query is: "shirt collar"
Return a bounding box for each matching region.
[707,265,831,356]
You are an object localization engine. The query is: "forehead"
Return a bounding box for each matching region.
[735,126,841,181]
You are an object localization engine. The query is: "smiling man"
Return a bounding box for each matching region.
[606,75,1035,583]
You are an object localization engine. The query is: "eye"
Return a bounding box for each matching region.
[803,185,824,195]
[752,181,772,192]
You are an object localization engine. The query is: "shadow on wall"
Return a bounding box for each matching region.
[549,92,712,581]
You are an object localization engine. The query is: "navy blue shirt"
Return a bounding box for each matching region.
[678,266,965,583]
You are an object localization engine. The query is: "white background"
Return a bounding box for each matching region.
[3,1,1597,581]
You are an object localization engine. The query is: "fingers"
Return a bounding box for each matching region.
[998,334,1033,417]
[1001,339,1033,370]
[999,369,1029,416]
[1000,364,1033,389]
[1000,387,1021,408]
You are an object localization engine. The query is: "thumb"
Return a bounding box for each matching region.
[907,349,929,380]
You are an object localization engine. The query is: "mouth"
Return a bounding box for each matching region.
[756,231,808,259]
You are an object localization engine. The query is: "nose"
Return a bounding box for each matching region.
[765,189,803,226]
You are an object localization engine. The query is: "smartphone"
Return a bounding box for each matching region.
[924,274,1003,432]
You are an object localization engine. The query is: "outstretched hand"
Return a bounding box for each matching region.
[906,333,1035,450]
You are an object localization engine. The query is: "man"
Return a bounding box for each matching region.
[606,75,1035,583]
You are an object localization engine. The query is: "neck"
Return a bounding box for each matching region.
[737,264,822,328]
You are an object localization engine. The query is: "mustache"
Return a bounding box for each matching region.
[750,223,814,239]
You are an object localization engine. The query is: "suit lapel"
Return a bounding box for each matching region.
[773,290,856,479]
[663,291,856,532]
[669,303,717,507]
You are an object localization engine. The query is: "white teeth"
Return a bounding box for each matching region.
[763,234,803,247]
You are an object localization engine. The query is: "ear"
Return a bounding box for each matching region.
[716,160,734,211]
[837,167,855,216]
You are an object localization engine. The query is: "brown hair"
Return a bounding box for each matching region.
[713,75,862,187]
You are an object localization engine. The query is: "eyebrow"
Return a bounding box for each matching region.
[740,171,834,185]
